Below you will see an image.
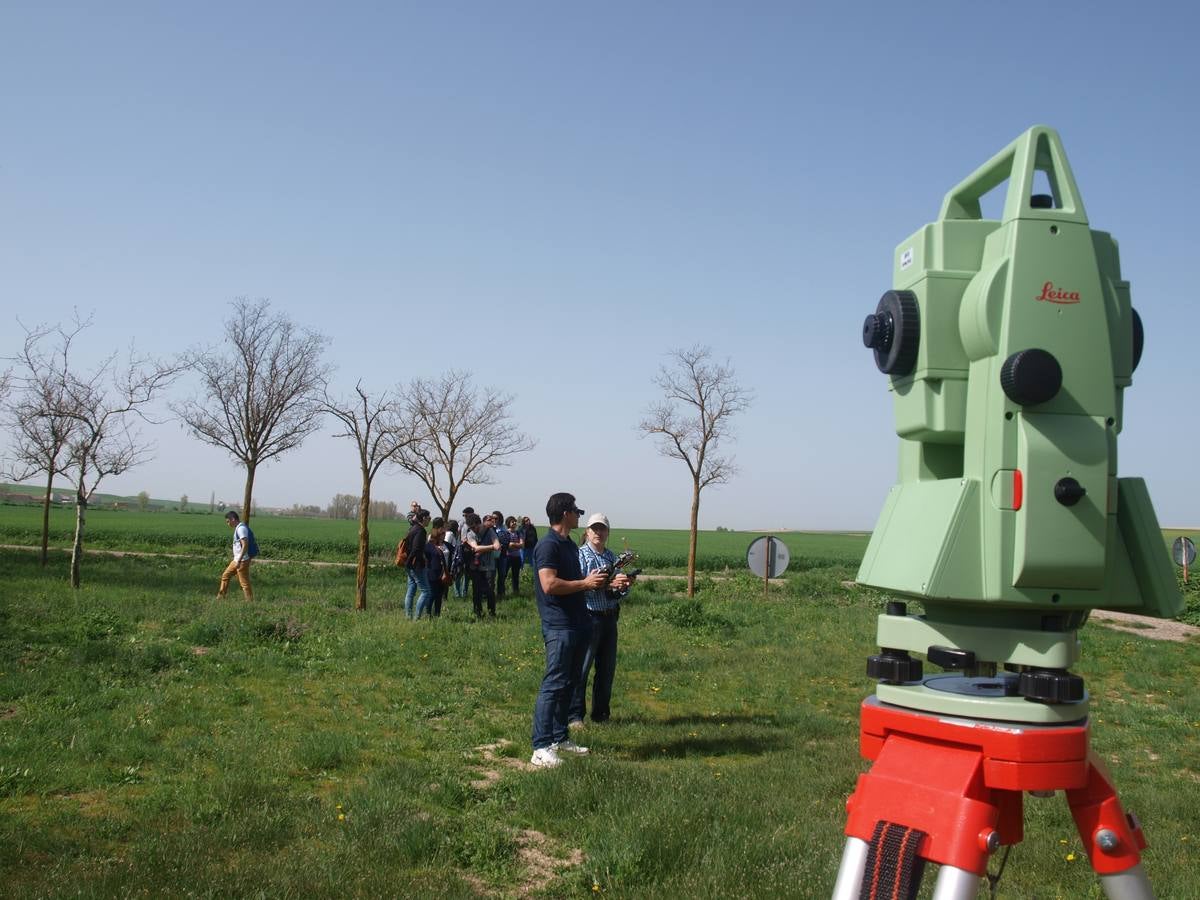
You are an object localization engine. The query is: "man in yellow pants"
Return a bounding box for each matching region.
[217,510,254,600]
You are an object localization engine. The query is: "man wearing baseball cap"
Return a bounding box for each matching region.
[569,513,633,727]
[529,492,609,769]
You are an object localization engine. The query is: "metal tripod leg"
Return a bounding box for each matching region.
[1098,863,1153,900]
[931,865,981,900]
[830,837,869,900]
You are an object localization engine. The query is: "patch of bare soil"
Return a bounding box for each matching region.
[514,829,584,898]
[469,739,534,790]
[1090,610,1198,643]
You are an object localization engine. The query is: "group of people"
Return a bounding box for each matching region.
[400,492,638,770]
[398,502,540,620]
[216,492,637,773]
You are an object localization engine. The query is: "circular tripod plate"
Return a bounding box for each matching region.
[877,680,1089,725]
[923,673,1018,698]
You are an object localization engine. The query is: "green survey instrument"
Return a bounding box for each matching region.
[857,125,1182,724]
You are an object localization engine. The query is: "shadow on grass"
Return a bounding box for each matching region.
[623,732,789,760]
[614,713,781,727]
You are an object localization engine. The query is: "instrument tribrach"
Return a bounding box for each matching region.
[834,126,1182,900]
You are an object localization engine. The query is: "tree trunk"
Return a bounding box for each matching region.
[40,467,55,567]
[687,480,701,597]
[356,476,371,611]
[71,474,87,589]
[242,462,256,525]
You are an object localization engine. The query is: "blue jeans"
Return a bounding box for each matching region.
[532,625,590,750]
[569,609,619,723]
[454,571,469,599]
[404,568,430,619]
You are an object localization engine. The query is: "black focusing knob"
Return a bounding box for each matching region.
[1055,477,1087,507]
[1030,194,1055,209]
[927,645,976,670]
[1131,308,1144,372]
[862,312,891,350]
[1000,348,1062,406]
[864,290,920,376]
[1019,668,1085,704]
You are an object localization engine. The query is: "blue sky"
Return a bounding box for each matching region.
[2,2,1197,530]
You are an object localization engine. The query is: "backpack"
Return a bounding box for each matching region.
[451,535,473,575]
[395,531,412,567]
[243,525,260,559]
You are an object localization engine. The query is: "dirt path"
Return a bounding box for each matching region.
[1089,609,1198,643]
[0,544,357,568]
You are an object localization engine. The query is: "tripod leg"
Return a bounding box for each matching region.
[1066,752,1152,898]
[831,837,869,900]
[1097,863,1153,900]
[931,865,981,900]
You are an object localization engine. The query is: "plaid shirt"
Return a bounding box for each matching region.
[578,542,624,613]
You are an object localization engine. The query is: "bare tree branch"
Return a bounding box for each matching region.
[172,298,331,522]
[638,345,752,596]
[3,314,181,587]
[392,372,536,521]
[1,317,89,565]
[320,380,423,610]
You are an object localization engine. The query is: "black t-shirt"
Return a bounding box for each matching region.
[533,529,586,628]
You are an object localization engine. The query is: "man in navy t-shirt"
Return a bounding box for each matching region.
[529,492,608,769]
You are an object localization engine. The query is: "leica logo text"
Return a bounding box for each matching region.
[1035,281,1081,304]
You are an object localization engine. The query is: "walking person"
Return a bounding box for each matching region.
[529,493,608,769]
[402,509,431,619]
[569,513,634,727]
[216,510,254,601]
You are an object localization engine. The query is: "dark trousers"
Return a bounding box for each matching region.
[471,568,496,617]
[495,554,509,598]
[507,557,522,594]
[532,625,590,750]
[569,609,619,723]
[431,578,446,617]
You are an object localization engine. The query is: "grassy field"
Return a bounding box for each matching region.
[1,544,1197,898]
[0,505,868,571]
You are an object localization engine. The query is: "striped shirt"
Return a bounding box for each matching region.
[578,543,624,613]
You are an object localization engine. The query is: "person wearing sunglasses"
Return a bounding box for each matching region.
[529,492,608,769]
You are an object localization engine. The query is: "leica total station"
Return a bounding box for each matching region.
[834,126,1182,900]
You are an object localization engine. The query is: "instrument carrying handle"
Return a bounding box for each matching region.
[938,125,1088,225]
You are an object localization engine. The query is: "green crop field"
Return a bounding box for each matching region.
[0,549,1197,898]
[0,505,869,572]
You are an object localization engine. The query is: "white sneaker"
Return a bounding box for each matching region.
[551,740,589,755]
[530,747,562,768]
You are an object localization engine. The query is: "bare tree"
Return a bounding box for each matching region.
[639,345,752,597]
[393,372,535,521]
[322,382,422,610]
[3,317,89,566]
[51,342,180,587]
[173,298,330,524]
